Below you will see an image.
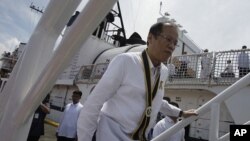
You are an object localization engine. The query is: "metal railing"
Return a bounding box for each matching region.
[75,49,250,86]
[75,63,109,84]
[167,49,250,86]
[152,73,250,141]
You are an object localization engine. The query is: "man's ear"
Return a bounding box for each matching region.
[147,33,153,45]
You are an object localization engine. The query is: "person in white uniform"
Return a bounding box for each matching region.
[200,49,211,79]
[221,60,235,78]
[238,45,249,77]
[177,52,190,78]
[153,102,185,141]
[77,22,197,141]
[57,90,83,141]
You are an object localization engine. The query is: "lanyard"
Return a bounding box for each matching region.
[131,49,160,141]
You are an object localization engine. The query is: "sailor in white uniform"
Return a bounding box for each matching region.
[77,22,197,141]
[200,49,211,79]
[153,102,185,141]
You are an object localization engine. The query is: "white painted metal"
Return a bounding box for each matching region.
[152,73,250,141]
[1,0,117,140]
[94,45,140,64]
[14,0,117,139]
[219,120,250,141]
[56,36,115,85]
[209,103,220,141]
[0,0,82,140]
[219,133,230,141]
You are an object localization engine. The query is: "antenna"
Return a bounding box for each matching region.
[159,1,170,17]
[30,2,43,14]
[159,1,164,17]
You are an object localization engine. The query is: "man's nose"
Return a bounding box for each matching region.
[168,43,175,50]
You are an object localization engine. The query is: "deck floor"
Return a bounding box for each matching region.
[39,123,207,141]
[40,124,57,141]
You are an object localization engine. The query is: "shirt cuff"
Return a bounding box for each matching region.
[179,110,183,117]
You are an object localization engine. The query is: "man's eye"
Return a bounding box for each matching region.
[167,38,172,42]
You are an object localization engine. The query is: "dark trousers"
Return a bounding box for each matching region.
[27,135,40,141]
[239,67,250,77]
[57,136,76,141]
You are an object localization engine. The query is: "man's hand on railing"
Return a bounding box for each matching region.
[182,109,198,118]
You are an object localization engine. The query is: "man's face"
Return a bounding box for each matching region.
[72,93,81,104]
[148,24,178,63]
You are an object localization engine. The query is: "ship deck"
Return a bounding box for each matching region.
[40,123,57,141]
[40,123,206,141]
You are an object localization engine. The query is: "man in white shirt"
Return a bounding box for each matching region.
[200,49,211,79]
[221,60,235,78]
[238,45,250,77]
[77,22,197,141]
[178,52,190,78]
[153,102,185,141]
[167,63,176,82]
[57,90,83,141]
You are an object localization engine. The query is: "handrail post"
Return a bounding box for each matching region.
[209,103,220,141]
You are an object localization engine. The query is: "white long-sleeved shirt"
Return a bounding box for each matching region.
[57,102,83,138]
[77,52,181,141]
[153,116,185,141]
[167,64,176,76]
[224,64,233,73]
[201,55,211,78]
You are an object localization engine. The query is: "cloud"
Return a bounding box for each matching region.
[0,0,47,56]
[0,37,20,55]
[1,0,250,54]
[163,0,250,51]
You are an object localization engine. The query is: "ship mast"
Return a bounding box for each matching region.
[30,2,43,14]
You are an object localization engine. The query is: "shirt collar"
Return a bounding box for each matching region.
[145,49,161,70]
[72,102,80,106]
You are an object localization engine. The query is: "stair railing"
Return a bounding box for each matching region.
[152,73,250,141]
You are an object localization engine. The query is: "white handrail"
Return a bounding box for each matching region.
[152,73,250,141]
[0,0,117,140]
[0,1,82,140]
[219,120,250,141]
[14,0,117,137]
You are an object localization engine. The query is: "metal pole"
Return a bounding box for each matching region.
[5,0,117,140]
[0,0,81,140]
[209,103,220,141]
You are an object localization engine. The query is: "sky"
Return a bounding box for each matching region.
[1,0,250,56]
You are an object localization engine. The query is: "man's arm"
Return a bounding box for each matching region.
[160,100,197,118]
[181,109,197,118]
[40,102,50,114]
[160,100,181,117]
